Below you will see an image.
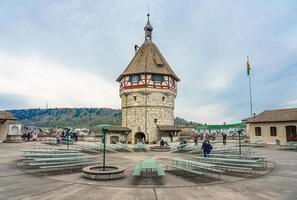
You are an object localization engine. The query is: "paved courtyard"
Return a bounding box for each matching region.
[0,142,296,200]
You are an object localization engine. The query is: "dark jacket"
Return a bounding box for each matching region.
[201,142,212,153]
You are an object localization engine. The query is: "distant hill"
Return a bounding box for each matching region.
[8,108,121,128]
[7,108,197,128]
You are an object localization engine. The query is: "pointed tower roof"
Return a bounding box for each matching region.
[116,14,180,82]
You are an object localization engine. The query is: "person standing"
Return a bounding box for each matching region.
[169,132,173,143]
[201,141,207,157]
[56,133,61,146]
[194,134,198,146]
[26,131,31,142]
[223,133,227,145]
[32,131,38,141]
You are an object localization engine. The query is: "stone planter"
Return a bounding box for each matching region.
[82,165,125,180]
[150,146,171,152]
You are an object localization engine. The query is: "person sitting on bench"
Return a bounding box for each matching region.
[160,139,165,147]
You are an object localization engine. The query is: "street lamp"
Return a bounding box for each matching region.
[237,129,243,155]
[97,124,112,171]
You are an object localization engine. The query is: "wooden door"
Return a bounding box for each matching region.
[286,126,297,142]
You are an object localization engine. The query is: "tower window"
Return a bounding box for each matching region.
[152,74,164,83]
[129,75,140,83]
[162,96,165,101]
[133,96,137,101]
[172,80,176,88]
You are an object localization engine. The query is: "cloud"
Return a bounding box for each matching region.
[284,100,297,107]
[0,1,297,123]
[0,53,119,109]
[176,103,234,124]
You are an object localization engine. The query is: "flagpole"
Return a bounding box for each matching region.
[248,73,253,117]
[247,56,253,117]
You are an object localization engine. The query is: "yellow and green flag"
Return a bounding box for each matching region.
[246,56,251,76]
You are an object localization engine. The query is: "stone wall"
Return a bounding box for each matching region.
[121,88,176,144]
[247,122,297,144]
[0,121,9,142]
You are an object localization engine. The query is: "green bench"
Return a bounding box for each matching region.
[22,149,79,154]
[195,157,264,170]
[209,154,267,160]
[164,163,207,176]
[215,165,254,173]
[132,144,149,152]
[22,153,85,159]
[133,163,142,176]
[35,161,100,174]
[157,167,165,176]
[133,158,165,184]
[176,143,187,150]
[24,156,97,167]
[169,158,223,178]
[31,156,96,163]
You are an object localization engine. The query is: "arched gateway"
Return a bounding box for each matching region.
[134,132,146,144]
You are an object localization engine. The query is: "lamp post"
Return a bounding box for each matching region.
[237,129,243,155]
[154,118,158,144]
[97,124,112,171]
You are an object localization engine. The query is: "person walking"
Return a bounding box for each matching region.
[201,140,212,157]
[205,140,213,157]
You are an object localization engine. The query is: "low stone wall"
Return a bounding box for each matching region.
[150,146,171,152]
[82,165,125,180]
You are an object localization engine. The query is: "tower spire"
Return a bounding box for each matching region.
[144,13,153,41]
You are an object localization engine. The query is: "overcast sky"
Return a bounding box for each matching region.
[0,0,296,123]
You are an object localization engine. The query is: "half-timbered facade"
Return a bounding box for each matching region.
[116,14,180,144]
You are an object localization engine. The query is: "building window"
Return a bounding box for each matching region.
[129,75,140,83]
[255,127,261,136]
[172,80,176,88]
[133,96,137,101]
[270,127,277,137]
[152,74,164,83]
[162,96,165,101]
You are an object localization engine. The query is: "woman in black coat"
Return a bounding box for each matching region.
[201,140,212,157]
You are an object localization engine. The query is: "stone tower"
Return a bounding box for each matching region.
[116,14,180,144]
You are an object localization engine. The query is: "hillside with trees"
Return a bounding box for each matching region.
[8,108,197,128]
